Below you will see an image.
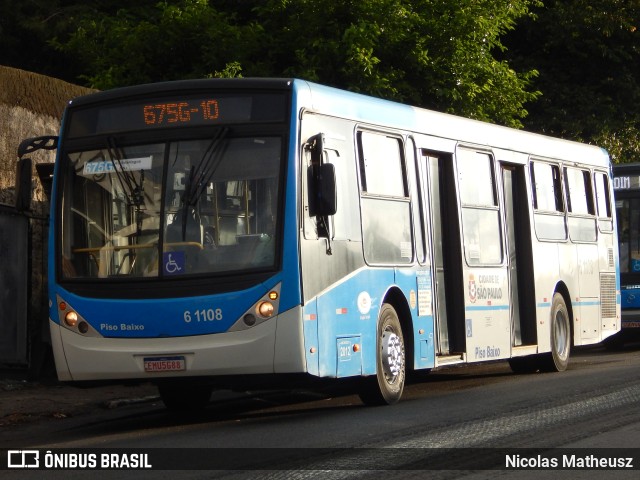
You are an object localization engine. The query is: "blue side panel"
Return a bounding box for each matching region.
[316,269,390,378]
[311,267,435,379]
[303,299,319,376]
[277,82,305,313]
[395,268,435,370]
[621,286,640,309]
[621,285,640,329]
[336,336,363,376]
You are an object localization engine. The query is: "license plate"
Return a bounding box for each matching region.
[143,356,186,373]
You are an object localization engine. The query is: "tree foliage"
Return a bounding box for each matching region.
[4,0,640,149]
[32,0,540,128]
[504,0,640,162]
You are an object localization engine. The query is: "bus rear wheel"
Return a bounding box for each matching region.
[544,293,571,372]
[359,304,406,406]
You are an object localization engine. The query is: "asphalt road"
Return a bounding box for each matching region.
[2,342,640,479]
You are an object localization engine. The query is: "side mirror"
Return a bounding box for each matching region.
[309,163,336,217]
[18,135,58,158]
[316,163,337,216]
[15,157,33,213]
[15,136,59,213]
[307,133,337,217]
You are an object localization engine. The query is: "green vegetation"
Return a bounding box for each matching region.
[1,0,638,161]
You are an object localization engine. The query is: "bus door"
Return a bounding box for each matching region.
[457,149,511,363]
[501,163,537,350]
[423,150,466,359]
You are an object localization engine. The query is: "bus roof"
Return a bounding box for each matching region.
[297,79,610,168]
[64,77,610,168]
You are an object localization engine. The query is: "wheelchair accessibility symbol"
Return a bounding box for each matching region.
[163,251,185,275]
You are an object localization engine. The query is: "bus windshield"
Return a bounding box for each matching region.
[616,198,640,274]
[60,133,281,279]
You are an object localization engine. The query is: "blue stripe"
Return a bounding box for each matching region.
[537,301,602,308]
[465,305,510,311]
[573,301,600,307]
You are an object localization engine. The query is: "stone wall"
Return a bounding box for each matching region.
[0,65,94,208]
[0,66,93,374]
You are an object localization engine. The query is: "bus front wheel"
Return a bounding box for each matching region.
[359,303,406,406]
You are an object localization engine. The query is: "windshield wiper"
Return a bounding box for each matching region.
[106,136,146,237]
[179,127,229,241]
[106,137,145,207]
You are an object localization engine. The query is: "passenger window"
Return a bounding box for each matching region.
[530,160,567,241]
[358,131,406,197]
[531,162,563,212]
[594,171,613,232]
[357,130,412,265]
[459,151,496,207]
[594,172,612,218]
[564,167,595,215]
[564,166,597,242]
[457,149,502,265]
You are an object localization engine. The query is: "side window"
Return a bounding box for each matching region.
[358,130,412,264]
[564,166,597,242]
[530,160,567,241]
[594,171,613,232]
[564,167,595,215]
[531,162,563,212]
[358,131,406,197]
[457,149,502,265]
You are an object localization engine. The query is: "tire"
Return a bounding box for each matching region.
[158,384,212,412]
[359,304,406,406]
[545,292,571,372]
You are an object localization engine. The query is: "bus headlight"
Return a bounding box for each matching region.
[227,284,281,332]
[257,301,275,318]
[64,311,79,327]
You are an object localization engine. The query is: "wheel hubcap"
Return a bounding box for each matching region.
[554,311,568,359]
[382,330,404,382]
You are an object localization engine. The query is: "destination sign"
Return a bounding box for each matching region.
[66,93,286,138]
[613,175,640,190]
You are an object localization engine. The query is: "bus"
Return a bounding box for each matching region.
[612,163,640,345]
[17,78,620,409]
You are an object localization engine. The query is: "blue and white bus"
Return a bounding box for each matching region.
[612,163,640,345]
[18,78,621,408]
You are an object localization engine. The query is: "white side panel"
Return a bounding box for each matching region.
[274,306,306,373]
[464,268,511,362]
[50,320,72,381]
[533,242,560,353]
[576,243,600,342]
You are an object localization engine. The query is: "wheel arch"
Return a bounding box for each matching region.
[382,286,415,372]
